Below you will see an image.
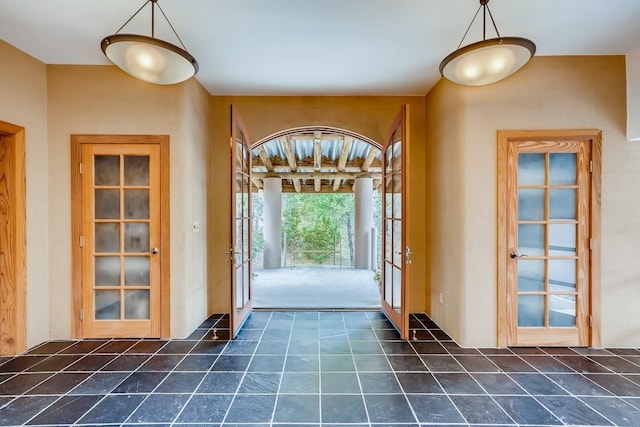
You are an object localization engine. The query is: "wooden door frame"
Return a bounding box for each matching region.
[497,130,602,348]
[71,135,171,339]
[0,120,26,356]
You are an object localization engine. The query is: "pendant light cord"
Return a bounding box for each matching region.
[456,1,503,49]
[111,0,190,51]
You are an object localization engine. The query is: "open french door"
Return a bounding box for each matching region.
[381,105,410,340]
[229,106,253,338]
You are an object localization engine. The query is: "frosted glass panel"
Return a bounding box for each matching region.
[392,266,401,311]
[95,223,120,253]
[95,290,120,320]
[517,260,545,292]
[549,295,576,327]
[124,223,149,253]
[124,257,150,286]
[124,290,150,319]
[95,256,120,286]
[518,224,545,256]
[95,189,120,219]
[518,295,544,327]
[549,224,576,256]
[124,190,149,219]
[549,153,576,185]
[95,156,120,186]
[548,259,576,292]
[518,153,545,185]
[518,189,545,221]
[549,189,576,220]
[124,156,149,186]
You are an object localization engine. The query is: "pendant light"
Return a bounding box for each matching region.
[439,0,535,86]
[101,0,198,85]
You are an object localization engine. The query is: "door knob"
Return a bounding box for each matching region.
[510,251,527,259]
[151,247,159,254]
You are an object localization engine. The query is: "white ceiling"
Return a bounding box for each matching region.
[1,0,640,95]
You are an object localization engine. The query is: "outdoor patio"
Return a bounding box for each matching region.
[252,266,380,309]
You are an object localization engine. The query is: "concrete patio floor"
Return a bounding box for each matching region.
[252,266,381,309]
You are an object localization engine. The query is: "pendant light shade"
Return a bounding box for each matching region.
[101,0,198,85]
[439,0,535,86]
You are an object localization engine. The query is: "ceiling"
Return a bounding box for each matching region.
[1,0,640,96]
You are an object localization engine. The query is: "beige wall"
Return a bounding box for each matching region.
[208,96,428,314]
[46,65,209,338]
[426,56,640,347]
[0,40,50,348]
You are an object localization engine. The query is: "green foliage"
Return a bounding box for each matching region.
[283,193,354,264]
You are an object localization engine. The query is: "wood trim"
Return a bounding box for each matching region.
[0,121,26,356]
[71,134,170,339]
[496,129,602,348]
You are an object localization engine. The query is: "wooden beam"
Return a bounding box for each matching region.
[292,178,301,193]
[281,136,297,172]
[252,178,263,190]
[257,145,274,172]
[253,171,381,180]
[289,133,344,142]
[314,177,321,192]
[313,131,322,171]
[362,146,378,172]
[337,136,353,172]
[281,182,354,193]
[332,178,342,192]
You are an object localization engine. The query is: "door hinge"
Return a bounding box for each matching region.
[79,162,83,174]
[80,235,84,248]
[589,160,593,173]
[589,315,593,328]
[589,238,593,251]
[80,309,84,321]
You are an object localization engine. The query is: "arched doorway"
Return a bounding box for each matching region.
[250,127,382,309]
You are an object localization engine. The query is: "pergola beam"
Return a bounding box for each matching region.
[313,131,322,171]
[253,171,381,180]
[257,145,274,172]
[362,146,378,172]
[337,136,352,172]
[281,136,297,172]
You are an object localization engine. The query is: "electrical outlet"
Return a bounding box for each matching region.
[439,293,443,304]
[193,221,201,232]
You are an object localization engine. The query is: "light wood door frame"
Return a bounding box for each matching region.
[230,106,253,338]
[0,120,26,356]
[71,135,170,338]
[381,105,410,340]
[497,130,601,348]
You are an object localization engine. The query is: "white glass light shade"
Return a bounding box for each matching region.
[440,37,535,86]
[101,34,198,85]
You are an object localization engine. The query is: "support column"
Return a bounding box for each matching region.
[263,177,282,269]
[354,177,373,269]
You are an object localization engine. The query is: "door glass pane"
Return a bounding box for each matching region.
[548,224,576,256]
[95,189,120,219]
[518,189,545,221]
[236,173,243,214]
[392,141,402,173]
[124,223,149,253]
[385,220,392,262]
[95,223,120,253]
[236,142,244,170]
[236,267,243,309]
[124,156,149,186]
[95,256,121,286]
[517,260,545,292]
[243,219,250,260]
[243,262,250,305]
[124,257,150,286]
[549,153,576,185]
[95,290,120,320]
[95,155,120,186]
[392,266,401,311]
[124,290,150,319]
[549,294,576,327]
[385,189,392,218]
[549,189,576,220]
[384,261,392,304]
[235,219,242,265]
[518,224,545,256]
[518,295,544,327]
[385,145,393,173]
[243,177,250,217]
[518,153,545,185]
[124,189,149,219]
[548,259,576,292]
[393,221,401,266]
[392,175,402,218]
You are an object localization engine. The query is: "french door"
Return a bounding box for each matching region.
[230,107,253,338]
[72,135,169,338]
[498,131,601,347]
[381,105,410,340]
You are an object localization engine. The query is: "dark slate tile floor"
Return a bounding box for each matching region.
[0,311,639,426]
